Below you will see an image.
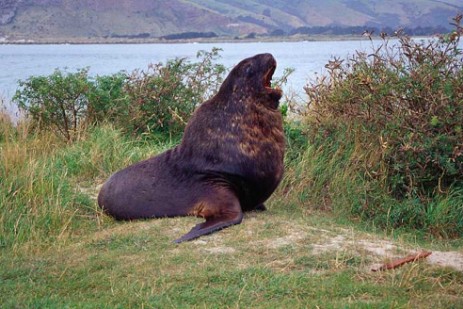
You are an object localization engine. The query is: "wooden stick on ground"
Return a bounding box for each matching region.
[372,251,432,272]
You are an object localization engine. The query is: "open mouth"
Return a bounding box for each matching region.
[263,64,282,96]
[264,65,276,90]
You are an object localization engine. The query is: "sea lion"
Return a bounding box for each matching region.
[97,53,285,243]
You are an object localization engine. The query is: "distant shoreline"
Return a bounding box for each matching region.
[0,34,376,45]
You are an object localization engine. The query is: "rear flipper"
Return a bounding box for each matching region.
[174,188,243,243]
[174,213,243,243]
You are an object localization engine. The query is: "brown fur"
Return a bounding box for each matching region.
[98,53,285,243]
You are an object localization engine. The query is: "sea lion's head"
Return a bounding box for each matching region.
[218,53,283,108]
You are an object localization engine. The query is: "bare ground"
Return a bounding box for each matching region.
[85,210,463,273]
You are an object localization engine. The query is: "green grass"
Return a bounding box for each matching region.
[1,121,462,308]
[1,211,462,308]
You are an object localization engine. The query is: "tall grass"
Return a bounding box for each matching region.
[0,114,176,250]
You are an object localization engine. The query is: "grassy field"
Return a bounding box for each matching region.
[3,210,463,308]
[1,122,462,308]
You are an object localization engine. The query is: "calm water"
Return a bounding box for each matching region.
[0,39,411,116]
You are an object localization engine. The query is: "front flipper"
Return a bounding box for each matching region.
[253,203,267,211]
[174,188,243,243]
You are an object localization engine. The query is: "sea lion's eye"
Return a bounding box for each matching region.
[245,65,254,76]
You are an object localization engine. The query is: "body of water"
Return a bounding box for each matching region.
[0,39,426,117]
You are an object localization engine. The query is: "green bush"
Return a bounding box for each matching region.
[14,68,94,141]
[87,73,130,127]
[13,48,226,140]
[302,18,463,236]
[123,48,225,136]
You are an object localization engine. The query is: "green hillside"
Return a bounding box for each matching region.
[0,0,461,42]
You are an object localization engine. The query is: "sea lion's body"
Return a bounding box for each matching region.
[98,53,285,243]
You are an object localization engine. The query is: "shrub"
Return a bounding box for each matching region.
[302,17,463,236]
[87,73,130,126]
[123,48,225,135]
[14,68,94,142]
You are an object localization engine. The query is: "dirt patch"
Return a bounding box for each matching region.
[311,235,346,254]
[427,251,463,271]
[357,240,399,256]
[81,208,463,273]
[312,234,463,272]
[78,183,103,201]
[203,246,237,254]
[267,231,306,249]
[252,222,463,272]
